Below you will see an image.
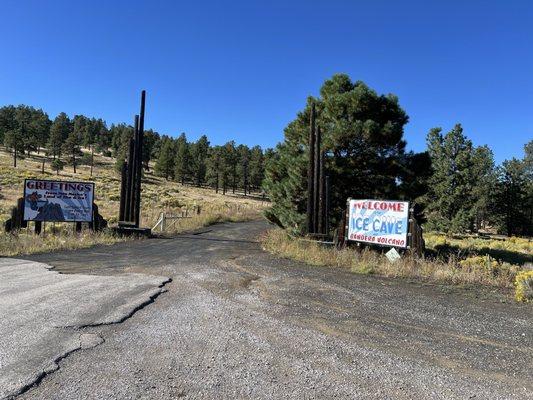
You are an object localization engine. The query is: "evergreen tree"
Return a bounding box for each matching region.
[62,130,82,173]
[190,135,210,186]
[174,133,191,184]
[470,145,498,231]
[264,74,410,233]
[206,146,222,193]
[3,128,25,167]
[496,158,528,236]
[142,129,161,171]
[72,115,89,147]
[51,158,65,175]
[111,124,134,171]
[237,144,250,194]
[425,124,477,233]
[0,105,16,144]
[154,137,176,180]
[48,112,71,159]
[222,141,237,193]
[248,145,265,191]
[28,108,51,153]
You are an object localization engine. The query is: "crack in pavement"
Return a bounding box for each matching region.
[7,333,104,400]
[0,259,172,400]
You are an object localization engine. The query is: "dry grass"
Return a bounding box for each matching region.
[0,228,129,257]
[262,228,525,290]
[0,147,266,255]
[149,202,263,235]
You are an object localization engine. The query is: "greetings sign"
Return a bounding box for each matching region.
[23,179,94,222]
[347,199,409,248]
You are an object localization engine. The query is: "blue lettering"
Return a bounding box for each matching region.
[395,221,403,234]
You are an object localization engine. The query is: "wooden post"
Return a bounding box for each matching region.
[408,205,425,256]
[75,222,82,233]
[124,136,135,222]
[119,161,127,222]
[134,91,146,228]
[35,221,42,235]
[306,102,316,234]
[313,125,321,234]
[317,150,325,234]
[325,175,330,236]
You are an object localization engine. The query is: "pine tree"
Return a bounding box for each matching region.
[237,144,250,194]
[190,135,210,186]
[3,129,24,167]
[425,124,477,233]
[206,146,222,193]
[222,141,237,193]
[48,112,71,159]
[248,145,265,191]
[496,159,528,236]
[154,137,176,180]
[62,130,82,173]
[264,74,410,233]
[174,133,191,185]
[470,145,498,231]
[142,129,161,171]
[51,158,65,175]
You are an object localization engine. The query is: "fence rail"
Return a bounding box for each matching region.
[152,206,200,232]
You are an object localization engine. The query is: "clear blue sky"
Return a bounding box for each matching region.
[1,0,531,164]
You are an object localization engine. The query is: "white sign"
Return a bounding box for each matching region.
[347,199,409,248]
[385,248,401,263]
[23,179,94,222]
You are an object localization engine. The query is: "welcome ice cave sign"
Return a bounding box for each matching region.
[23,179,94,222]
[347,199,409,248]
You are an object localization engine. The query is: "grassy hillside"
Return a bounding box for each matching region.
[0,148,266,255]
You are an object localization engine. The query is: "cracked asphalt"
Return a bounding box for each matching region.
[4,220,533,399]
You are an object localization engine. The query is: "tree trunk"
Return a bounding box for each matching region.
[90,147,94,176]
[73,156,77,173]
[41,160,45,174]
[13,148,17,168]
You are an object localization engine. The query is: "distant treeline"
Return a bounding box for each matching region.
[264,74,533,236]
[0,105,271,195]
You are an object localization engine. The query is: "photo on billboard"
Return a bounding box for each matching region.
[23,179,95,222]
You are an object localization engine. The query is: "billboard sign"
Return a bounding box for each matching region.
[347,199,409,248]
[23,179,94,222]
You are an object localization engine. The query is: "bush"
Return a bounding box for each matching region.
[50,159,65,174]
[515,270,533,303]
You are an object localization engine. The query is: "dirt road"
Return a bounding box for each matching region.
[9,221,533,399]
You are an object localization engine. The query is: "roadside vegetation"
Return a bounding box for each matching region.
[0,148,266,256]
[262,74,532,302]
[262,229,532,301]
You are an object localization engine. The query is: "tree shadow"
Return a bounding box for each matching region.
[429,243,532,265]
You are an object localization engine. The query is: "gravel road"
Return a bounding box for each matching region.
[7,220,533,399]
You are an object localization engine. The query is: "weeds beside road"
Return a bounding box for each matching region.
[262,228,533,302]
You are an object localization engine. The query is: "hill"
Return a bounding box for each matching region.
[0,147,266,255]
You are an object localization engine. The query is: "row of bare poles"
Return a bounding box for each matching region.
[306,103,330,236]
[119,90,146,228]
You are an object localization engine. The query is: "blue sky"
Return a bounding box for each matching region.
[1,0,531,163]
